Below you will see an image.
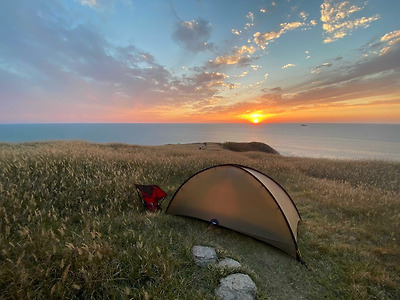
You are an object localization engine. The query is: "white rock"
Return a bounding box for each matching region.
[191,245,217,267]
[215,273,257,300]
[217,258,241,269]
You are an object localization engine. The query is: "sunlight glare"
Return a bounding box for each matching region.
[239,112,274,124]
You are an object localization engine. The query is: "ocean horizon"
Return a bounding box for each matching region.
[1,123,399,161]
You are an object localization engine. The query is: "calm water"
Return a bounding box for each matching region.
[0,123,399,161]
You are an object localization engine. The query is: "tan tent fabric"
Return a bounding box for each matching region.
[166,164,302,259]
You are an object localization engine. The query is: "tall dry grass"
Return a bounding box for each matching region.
[0,141,399,299]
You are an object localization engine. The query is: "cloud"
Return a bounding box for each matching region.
[299,11,308,21]
[317,45,400,89]
[246,12,254,22]
[203,64,400,121]
[360,29,400,57]
[77,0,132,9]
[171,18,214,52]
[275,45,400,109]
[320,0,380,43]
[276,74,399,108]
[208,45,256,67]
[282,64,295,69]
[79,0,97,7]
[231,29,241,35]
[253,21,305,49]
[169,71,235,103]
[311,62,332,73]
[0,1,237,122]
[281,22,304,31]
[381,30,400,42]
[244,12,255,30]
[253,31,282,48]
[379,30,400,55]
[202,44,400,122]
[2,0,398,123]
[235,71,248,78]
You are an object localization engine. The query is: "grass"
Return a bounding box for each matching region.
[221,142,279,154]
[0,141,399,299]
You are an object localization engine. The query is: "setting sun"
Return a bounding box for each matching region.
[250,113,263,123]
[239,112,275,124]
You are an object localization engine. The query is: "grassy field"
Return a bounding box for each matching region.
[0,141,399,299]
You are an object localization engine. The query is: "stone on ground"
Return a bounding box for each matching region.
[217,258,241,269]
[215,273,257,300]
[191,245,217,267]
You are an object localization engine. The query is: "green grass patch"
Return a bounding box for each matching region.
[0,141,399,299]
[222,142,279,154]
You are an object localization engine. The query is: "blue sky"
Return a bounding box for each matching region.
[1,0,399,123]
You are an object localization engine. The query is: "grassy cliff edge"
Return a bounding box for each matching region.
[0,141,399,299]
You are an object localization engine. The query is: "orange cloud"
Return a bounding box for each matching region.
[210,45,256,66]
[253,22,305,49]
[268,101,400,123]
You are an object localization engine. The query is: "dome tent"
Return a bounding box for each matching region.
[166,164,302,260]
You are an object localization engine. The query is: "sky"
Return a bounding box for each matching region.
[1,0,399,124]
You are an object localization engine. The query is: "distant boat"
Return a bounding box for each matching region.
[301,124,307,126]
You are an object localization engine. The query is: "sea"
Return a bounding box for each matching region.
[0,123,399,161]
